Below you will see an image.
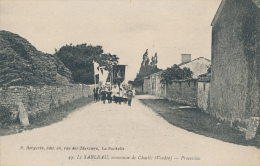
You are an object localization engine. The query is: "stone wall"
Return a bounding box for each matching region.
[210,0,260,139]
[197,82,210,113]
[0,84,94,122]
[166,80,198,106]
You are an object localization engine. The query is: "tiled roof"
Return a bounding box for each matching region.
[178,57,211,67]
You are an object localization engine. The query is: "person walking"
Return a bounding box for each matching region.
[98,87,102,101]
[94,87,99,101]
[126,90,134,106]
[93,88,97,101]
[101,88,107,104]
[111,85,116,103]
[107,88,112,103]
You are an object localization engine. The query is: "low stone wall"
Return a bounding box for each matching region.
[166,80,198,106]
[0,84,94,123]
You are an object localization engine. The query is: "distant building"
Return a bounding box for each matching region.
[143,54,211,97]
[179,57,211,78]
[143,77,150,93]
[210,0,260,139]
[146,71,165,97]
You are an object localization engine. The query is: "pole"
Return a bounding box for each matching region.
[110,72,112,89]
[111,65,114,89]
[93,60,96,89]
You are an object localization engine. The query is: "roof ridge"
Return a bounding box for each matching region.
[178,57,211,66]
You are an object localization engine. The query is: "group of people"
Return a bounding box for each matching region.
[93,85,135,106]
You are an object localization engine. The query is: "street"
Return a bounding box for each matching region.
[1,95,259,166]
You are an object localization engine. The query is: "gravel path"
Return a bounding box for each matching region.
[1,96,259,166]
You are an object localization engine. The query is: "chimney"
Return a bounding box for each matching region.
[181,54,191,63]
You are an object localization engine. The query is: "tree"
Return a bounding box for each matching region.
[141,49,149,66]
[55,44,119,84]
[133,49,161,86]
[161,65,193,83]
[150,52,158,67]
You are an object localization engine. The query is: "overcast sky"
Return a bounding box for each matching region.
[0,0,221,81]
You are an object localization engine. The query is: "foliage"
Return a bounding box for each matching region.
[150,52,158,67]
[55,44,119,84]
[0,30,72,86]
[207,67,211,73]
[133,49,161,86]
[134,65,161,86]
[161,65,193,83]
[128,80,134,85]
[141,49,149,66]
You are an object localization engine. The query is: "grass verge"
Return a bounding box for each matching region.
[0,97,93,136]
[139,98,260,148]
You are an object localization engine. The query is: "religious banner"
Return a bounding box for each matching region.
[112,65,126,85]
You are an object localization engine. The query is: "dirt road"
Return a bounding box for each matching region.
[1,96,259,166]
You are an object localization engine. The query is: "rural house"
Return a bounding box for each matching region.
[143,54,211,105]
[178,54,211,78]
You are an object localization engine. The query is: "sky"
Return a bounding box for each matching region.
[0,0,221,81]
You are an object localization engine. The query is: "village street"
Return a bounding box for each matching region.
[1,96,260,166]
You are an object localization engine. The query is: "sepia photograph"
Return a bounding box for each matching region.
[0,0,260,165]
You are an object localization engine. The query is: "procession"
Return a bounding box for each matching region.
[93,85,135,106]
[93,61,135,106]
[1,0,260,165]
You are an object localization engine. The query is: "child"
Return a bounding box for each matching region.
[101,88,107,104]
[107,88,113,103]
[126,90,134,106]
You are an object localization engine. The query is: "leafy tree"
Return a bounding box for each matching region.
[133,49,161,86]
[134,65,161,86]
[55,44,119,84]
[161,65,193,83]
[141,49,149,66]
[150,52,158,67]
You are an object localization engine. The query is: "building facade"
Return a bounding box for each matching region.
[210,0,260,139]
[179,57,211,78]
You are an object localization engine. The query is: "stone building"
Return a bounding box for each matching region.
[210,0,260,139]
[146,71,165,97]
[143,54,210,100]
[179,55,211,78]
[143,77,150,93]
